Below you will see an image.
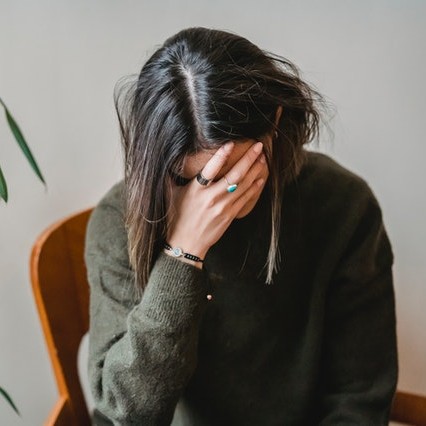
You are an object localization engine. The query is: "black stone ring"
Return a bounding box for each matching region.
[196,172,212,186]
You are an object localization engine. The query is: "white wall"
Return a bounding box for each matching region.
[1,1,425,424]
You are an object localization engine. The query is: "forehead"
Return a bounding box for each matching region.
[183,140,255,179]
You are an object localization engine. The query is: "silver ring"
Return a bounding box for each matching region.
[196,172,212,186]
[223,175,238,193]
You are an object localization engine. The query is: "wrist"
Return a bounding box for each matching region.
[162,248,203,270]
[163,242,207,270]
[166,239,209,260]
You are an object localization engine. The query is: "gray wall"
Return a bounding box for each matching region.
[1,1,425,424]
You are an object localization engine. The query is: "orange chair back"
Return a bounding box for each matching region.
[391,390,426,426]
[30,208,93,426]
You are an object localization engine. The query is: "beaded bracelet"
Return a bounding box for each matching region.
[163,243,213,301]
[163,243,204,263]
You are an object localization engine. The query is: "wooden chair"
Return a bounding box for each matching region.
[30,209,426,426]
[391,390,426,426]
[30,208,93,426]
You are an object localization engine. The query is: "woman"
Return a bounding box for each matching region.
[85,27,398,425]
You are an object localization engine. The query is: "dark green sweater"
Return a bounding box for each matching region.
[85,151,398,425]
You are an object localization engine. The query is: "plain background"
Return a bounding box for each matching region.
[1,1,425,424]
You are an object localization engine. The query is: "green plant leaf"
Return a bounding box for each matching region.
[0,97,46,185]
[0,386,20,416]
[0,164,8,203]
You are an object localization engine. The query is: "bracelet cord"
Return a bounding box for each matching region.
[164,242,204,263]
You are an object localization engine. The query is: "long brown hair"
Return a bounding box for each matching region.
[114,27,327,298]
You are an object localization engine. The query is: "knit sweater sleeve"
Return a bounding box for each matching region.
[84,196,209,425]
[318,182,398,425]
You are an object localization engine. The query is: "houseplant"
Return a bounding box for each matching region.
[0,97,45,203]
[0,387,19,416]
[1,96,46,416]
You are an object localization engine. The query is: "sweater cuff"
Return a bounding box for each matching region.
[137,251,209,327]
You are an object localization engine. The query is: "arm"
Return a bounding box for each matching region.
[318,185,398,425]
[85,201,209,425]
[84,140,265,425]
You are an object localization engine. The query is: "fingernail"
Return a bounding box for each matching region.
[223,142,234,152]
[259,154,266,163]
[253,142,263,153]
[256,178,264,187]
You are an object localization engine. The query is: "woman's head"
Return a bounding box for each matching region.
[115,27,325,296]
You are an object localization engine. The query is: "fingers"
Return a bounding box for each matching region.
[199,142,235,181]
[222,141,263,185]
[225,152,267,206]
[229,177,265,216]
[232,152,267,193]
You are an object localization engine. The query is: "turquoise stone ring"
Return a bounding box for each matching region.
[227,184,238,193]
[224,175,238,193]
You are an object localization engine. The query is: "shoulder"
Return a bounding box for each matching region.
[85,178,127,258]
[84,179,138,304]
[299,151,373,195]
[285,151,390,256]
[93,178,126,213]
[293,150,381,214]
